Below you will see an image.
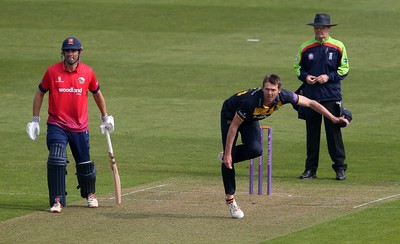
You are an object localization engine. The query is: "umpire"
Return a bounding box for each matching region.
[293,13,350,180]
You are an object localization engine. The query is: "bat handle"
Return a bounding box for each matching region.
[105,129,114,154]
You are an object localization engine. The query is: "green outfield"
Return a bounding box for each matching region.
[1,0,399,243]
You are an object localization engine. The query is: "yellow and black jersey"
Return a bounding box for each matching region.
[221,88,299,122]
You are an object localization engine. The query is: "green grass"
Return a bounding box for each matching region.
[268,200,400,243]
[1,0,400,243]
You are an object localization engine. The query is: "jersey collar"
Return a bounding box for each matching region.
[63,61,80,73]
[315,35,331,44]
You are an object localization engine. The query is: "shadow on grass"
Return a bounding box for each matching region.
[0,203,44,212]
[269,174,341,181]
[0,202,114,217]
[102,212,227,220]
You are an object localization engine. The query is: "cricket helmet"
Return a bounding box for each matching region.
[61,37,83,51]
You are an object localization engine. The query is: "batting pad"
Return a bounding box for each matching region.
[76,161,96,198]
[47,143,67,207]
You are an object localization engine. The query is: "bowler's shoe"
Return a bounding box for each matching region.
[299,170,317,179]
[336,170,346,180]
[226,199,244,219]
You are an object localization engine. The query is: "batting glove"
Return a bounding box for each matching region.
[100,115,114,134]
[26,116,40,140]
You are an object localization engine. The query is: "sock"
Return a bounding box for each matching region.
[226,198,235,205]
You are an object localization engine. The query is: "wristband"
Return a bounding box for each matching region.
[32,116,40,122]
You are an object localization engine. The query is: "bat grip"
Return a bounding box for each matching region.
[105,129,114,154]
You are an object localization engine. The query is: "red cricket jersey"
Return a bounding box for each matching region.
[39,62,100,132]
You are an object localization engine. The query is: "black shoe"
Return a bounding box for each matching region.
[299,170,317,179]
[336,170,346,180]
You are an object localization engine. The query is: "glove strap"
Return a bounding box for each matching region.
[32,116,40,122]
[100,114,108,122]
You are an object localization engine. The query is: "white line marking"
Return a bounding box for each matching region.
[353,194,400,209]
[246,38,260,42]
[109,184,168,200]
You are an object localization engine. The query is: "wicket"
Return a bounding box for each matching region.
[249,126,272,195]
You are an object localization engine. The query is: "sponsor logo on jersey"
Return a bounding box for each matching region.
[237,110,246,119]
[78,77,85,84]
[252,107,271,119]
[59,87,83,95]
[56,76,64,83]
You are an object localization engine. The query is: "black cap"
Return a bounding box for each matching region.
[307,14,337,27]
[340,107,352,127]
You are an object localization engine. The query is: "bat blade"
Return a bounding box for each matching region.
[105,130,122,204]
[109,152,122,204]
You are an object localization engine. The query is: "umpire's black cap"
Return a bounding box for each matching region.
[340,107,352,127]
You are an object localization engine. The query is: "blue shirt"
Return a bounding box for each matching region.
[294,36,349,102]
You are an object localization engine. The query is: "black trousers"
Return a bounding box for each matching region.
[304,101,347,172]
[220,113,263,195]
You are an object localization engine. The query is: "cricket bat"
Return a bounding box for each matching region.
[105,129,122,204]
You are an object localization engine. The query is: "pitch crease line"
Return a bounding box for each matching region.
[109,184,168,200]
[353,194,400,209]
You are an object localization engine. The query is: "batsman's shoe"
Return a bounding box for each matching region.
[226,199,244,219]
[50,198,62,213]
[218,152,224,163]
[87,193,98,208]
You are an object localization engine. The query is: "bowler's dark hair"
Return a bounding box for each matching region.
[263,74,282,88]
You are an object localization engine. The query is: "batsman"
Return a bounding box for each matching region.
[26,37,115,213]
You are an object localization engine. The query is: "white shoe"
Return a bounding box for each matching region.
[227,199,244,219]
[87,193,98,208]
[50,198,62,213]
[218,151,224,163]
